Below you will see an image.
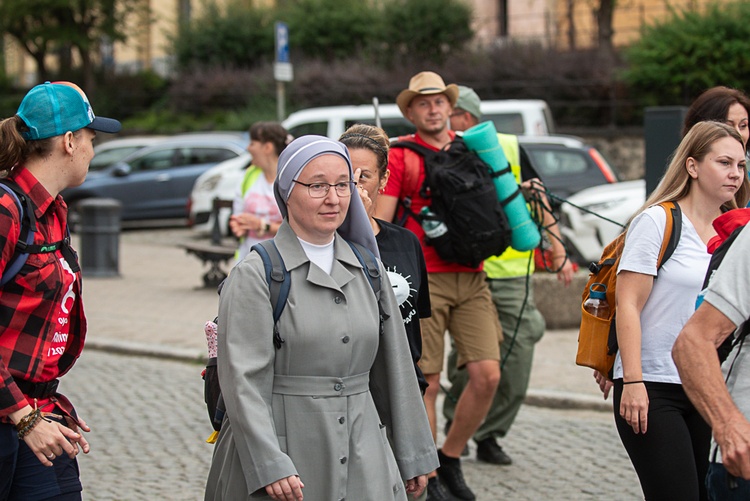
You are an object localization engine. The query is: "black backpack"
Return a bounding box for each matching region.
[0,179,79,286]
[391,137,512,268]
[203,238,382,435]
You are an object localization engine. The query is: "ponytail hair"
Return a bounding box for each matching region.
[0,115,56,175]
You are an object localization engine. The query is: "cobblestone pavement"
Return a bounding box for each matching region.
[63,350,642,500]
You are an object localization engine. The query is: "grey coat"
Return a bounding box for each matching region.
[205,222,438,500]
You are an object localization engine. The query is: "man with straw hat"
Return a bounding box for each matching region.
[376,71,504,501]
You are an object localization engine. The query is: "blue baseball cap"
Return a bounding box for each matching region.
[16,81,121,140]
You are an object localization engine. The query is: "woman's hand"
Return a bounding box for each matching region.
[265,475,304,501]
[353,168,373,217]
[22,414,91,467]
[620,382,649,434]
[405,475,427,497]
[229,213,261,238]
[593,370,613,400]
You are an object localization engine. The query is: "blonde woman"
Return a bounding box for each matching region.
[613,121,749,500]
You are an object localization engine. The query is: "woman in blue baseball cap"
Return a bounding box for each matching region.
[0,81,120,500]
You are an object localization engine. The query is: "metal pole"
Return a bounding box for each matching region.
[373,97,381,129]
[276,81,285,122]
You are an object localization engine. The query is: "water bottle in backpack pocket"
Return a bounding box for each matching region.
[577,283,615,375]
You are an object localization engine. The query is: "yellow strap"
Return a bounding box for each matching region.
[206,430,220,444]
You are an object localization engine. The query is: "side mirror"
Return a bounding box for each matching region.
[112,162,132,177]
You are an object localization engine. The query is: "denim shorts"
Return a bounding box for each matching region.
[0,411,82,501]
[706,462,750,501]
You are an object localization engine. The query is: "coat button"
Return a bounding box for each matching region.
[340,456,347,464]
[334,383,343,391]
[338,416,345,424]
[342,336,350,344]
[334,296,342,304]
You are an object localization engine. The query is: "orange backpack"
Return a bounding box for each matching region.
[576,201,682,376]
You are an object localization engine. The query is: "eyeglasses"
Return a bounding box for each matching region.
[293,180,354,198]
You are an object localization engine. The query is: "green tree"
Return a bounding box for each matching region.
[172,0,275,70]
[380,0,473,65]
[623,1,750,106]
[280,0,380,60]
[0,0,139,92]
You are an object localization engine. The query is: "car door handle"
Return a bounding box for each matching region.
[155,174,171,182]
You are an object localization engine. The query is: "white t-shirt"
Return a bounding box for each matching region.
[703,224,750,463]
[298,237,335,275]
[614,205,710,383]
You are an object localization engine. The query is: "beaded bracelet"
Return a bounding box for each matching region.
[16,409,42,439]
[623,380,645,385]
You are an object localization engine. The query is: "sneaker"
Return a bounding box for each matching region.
[475,437,513,465]
[436,450,476,501]
[426,476,459,501]
[442,420,469,457]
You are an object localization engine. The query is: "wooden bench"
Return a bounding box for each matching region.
[182,198,237,288]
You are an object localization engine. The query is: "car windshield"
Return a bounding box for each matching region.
[526,147,589,177]
[90,146,147,171]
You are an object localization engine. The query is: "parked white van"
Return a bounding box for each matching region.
[282,100,554,139]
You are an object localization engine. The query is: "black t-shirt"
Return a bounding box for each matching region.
[375,218,431,392]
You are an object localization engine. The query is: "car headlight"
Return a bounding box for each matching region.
[195,174,222,192]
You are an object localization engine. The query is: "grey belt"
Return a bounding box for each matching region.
[273,372,370,397]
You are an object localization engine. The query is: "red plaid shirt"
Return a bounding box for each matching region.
[0,167,86,420]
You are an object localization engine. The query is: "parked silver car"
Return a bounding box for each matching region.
[559,179,646,265]
[63,133,248,226]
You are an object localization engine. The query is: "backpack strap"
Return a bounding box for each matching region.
[345,241,381,299]
[346,240,384,334]
[0,181,35,287]
[252,239,290,349]
[391,138,434,226]
[656,201,682,270]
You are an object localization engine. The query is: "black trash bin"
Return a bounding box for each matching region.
[79,198,121,277]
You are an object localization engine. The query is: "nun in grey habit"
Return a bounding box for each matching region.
[204,135,438,501]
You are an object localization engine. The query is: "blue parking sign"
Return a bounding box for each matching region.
[275,22,290,63]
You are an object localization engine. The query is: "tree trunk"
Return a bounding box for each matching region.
[596,0,615,67]
[567,0,576,50]
[79,50,96,97]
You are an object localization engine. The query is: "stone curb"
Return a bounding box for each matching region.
[524,389,612,413]
[85,339,612,412]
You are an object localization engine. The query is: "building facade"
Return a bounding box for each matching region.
[1,0,741,85]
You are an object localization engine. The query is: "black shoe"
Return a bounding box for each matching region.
[426,476,459,501]
[476,437,513,465]
[442,420,470,457]
[437,450,476,501]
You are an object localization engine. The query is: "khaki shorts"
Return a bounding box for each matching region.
[418,272,503,374]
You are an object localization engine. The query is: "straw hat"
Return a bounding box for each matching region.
[396,71,459,117]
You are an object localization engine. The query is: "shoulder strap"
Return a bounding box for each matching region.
[0,180,36,287]
[346,240,385,335]
[656,201,682,269]
[252,239,290,349]
[345,241,381,298]
[392,140,429,196]
[390,140,432,226]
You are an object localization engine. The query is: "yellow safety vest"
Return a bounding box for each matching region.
[483,133,536,279]
[241,166,262,196]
